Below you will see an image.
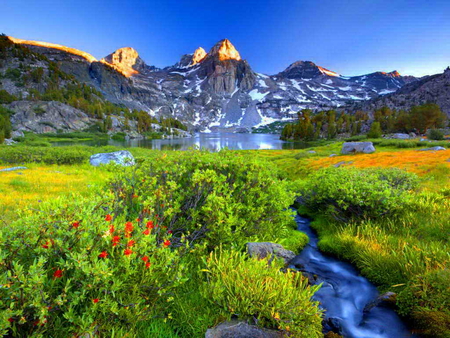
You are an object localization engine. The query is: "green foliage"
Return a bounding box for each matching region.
[0,89,17,104]
[108,150,296,250]
[4,67,21,80]
[428,129,445,140]
[0,196,186,337]
[300,167,418,221]
[0,105,12,142]
[0,145,90,164]
[367,121,382,138]
[280,229,309,253]
[160,117,187,131]
[201,249,323,337]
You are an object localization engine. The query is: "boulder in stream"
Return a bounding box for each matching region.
[363,292,397,313]
[205,320,284,338]
[246,242,295,265]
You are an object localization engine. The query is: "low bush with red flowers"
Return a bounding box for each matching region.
[0,149,321,337]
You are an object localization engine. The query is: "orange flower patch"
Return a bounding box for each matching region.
[308,150,450,175]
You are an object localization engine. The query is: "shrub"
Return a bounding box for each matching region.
[428,129,445,140]
[108,150,296,249]
[0,89,17,104]
[201,249,323,337]
[299,167,418,221]
[0,197,186,337]
[367,121,382,138]
[0,146,91,164]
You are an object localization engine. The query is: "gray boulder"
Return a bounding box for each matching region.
[392,133,410,139]
[11,130,24,139]
[89,150,135,167]
[0,166,27,172]
[205,320,284,338]
[246,242,296,265]
[341,142,375,155]
[419,146,446,151]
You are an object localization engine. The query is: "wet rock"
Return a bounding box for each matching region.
[341,142,375,154]
[0,166,28,172]
[246,242,296,265]
[205,320,284,338]
[364,292,397,313]
[323,317,343,336]
[419,146,446,151]
[89,150,135,167]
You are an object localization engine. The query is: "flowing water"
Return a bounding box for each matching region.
[290,213,416,338]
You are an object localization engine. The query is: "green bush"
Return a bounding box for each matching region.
[108,150,296,249]
[201,249,323,337]
[299,167,418,221]
[367,121,382,138]
[281,229,309,253]
[0,196,186,337]
[0,89,17,104]
[428,129,445,140]
[0,146,91,164]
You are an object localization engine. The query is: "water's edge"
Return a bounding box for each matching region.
[290,211,416,338]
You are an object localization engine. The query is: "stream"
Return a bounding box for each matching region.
[290,212,416,338]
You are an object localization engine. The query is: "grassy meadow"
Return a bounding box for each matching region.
[0,139,449,337]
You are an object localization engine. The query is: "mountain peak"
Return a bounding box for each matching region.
[208,39,241,61]
[388,70,401,77]
[191,47,207,65]
[280,60,339,79]
[101,47,140,77]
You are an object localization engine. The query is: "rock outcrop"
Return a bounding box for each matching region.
[89,150,135,167]
[7,101,95,133]
[205,320,284,338]
[341,142,376,154]
[246,242,296,265]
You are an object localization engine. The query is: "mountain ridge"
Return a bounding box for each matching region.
[4,35,448,132]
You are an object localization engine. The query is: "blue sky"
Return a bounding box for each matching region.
[1,0,449,76]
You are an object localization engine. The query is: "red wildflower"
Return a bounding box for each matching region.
[112,235,120,247]
[136,218,141,222]
[163,240,171,248]
[8,318,14,323]
[168,230,173,234]
[127,240,135,247]
[42,241,49,249]
[105,214,112,221]
[98,251,108,259]
[145,262,151,268]
[53,269,63,279]
[72,221,80,229]
[141,256,149,262]
[162,226,167,230]
[146,221,154,229]
[143,229,150,235]
[125,222,134,238]
[132,194,138,199]
[93,298,99,303]
[109,224,115,235]
[124,249,133,256]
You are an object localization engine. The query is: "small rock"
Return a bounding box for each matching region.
[246,242,296,265]
[11,130,24,139]
[3,138,16,145]
[0,166,28,172]
[334,161,353,168]
[205,320,284,338]
[307,150,316,154]
[341,142,375,155]
[392,133,410,139]
[418,146,446,151]
[329,154,338,157]
[89,150,135,167]
[363,292,397,313]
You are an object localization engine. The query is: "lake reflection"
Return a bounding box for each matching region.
[53,133,312,151]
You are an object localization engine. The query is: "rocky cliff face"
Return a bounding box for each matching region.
[4,35,427,131]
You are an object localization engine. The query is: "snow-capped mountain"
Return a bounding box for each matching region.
[8,36,417,130]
